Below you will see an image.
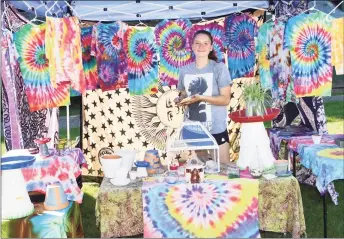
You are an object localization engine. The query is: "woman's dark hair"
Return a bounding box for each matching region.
[192,30,218,62]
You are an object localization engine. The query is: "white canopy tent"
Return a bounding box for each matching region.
[9,1,270,21]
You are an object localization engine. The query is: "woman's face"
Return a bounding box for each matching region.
[192,33,213,59]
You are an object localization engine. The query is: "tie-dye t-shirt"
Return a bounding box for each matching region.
[331,17,344,75]
[81,26,98,90]
[284,12,333,97]
[91,21,128,91]
[14,24,70,112]
[124,27,159,95]
[267,20,296,103]
[256,21,273,90]
[154,19,193,86]
[45,16,86,94]
[225,13,258,80]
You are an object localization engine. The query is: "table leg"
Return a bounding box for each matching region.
[293,151,297,177]
[323,194,327,238]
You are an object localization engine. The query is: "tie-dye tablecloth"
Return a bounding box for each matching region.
[96,175,306,238]
[143,179,260,238]
[299,144,344,195]
[288,134,343,153]
[3,148,87,203]
[268,127,315,160]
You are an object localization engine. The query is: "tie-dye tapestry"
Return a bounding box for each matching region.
[284,12,333,97]
[81,26,99,90]
[2,29,23,150]
[142,179,260,238]
[155,19,193,86]
[45,16,86,94]
[186,22,226,63]
[1,6,60,150]
[13,23,70,112]
[91,21,128,91]
[224,13,258,80]
[124,27,159,95]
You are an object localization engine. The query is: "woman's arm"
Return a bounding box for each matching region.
[200,86,231,106]
[180,86,231,106]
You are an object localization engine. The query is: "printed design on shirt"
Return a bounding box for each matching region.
[184,73,213,130]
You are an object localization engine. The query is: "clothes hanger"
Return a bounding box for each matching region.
[64,1,80,18]
[298,1,321,15]
[135,15,148,28]
[27,6,45,26]
[326,1,343,21]
[197,12,207,24]
[45,1,58,17]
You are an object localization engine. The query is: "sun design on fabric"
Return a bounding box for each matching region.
[132,84,184,150]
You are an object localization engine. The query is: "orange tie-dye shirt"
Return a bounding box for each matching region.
[45,16,86,94]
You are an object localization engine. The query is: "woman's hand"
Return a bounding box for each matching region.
[179,94,202,106]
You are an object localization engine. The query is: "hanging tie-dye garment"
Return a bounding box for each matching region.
[155,19,193,86]
[91,21,128,91]
[225,14,258,80]
[2,29,23,150]
[186,22,226,63]
[284,12,333,97]
[331,17,344,75]
[267,20,296,103]
[273,0,308,22]
[256,21,272,89]
[124,27,159,95]
[45,16,86,94]
[14,23,70,112]
[81,26,98,90]
[143,179,260,238]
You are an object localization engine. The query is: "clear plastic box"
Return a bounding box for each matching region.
[166,121,220,173]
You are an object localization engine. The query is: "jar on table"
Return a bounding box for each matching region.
[165,166,179,184]
[227,163,240,179]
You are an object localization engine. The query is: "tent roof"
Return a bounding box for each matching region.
[9,1,269,21]
[8,1,344,22]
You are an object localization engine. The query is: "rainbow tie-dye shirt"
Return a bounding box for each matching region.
[284,12,333,97]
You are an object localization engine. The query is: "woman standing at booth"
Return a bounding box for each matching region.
[175,30,232,164]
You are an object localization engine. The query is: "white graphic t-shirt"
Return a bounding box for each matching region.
[177,60,232,134]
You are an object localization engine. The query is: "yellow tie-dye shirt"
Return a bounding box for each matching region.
[332,17,344,75]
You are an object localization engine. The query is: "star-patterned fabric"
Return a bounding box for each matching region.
[82,86,186,176]
[82,77,257,176]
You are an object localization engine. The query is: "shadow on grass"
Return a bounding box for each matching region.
[81,183,100,238]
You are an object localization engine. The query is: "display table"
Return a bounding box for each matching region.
[96,173,306,238]
[1,201,84,238]
[3,149,87,203]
